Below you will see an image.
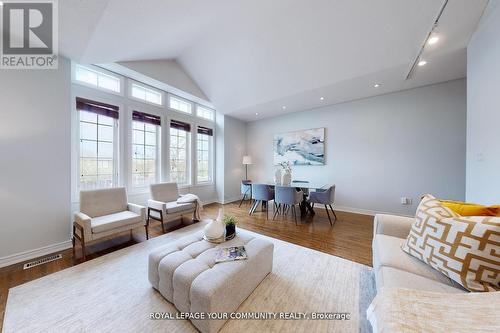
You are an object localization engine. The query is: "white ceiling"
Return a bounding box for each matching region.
[60,0,488,121]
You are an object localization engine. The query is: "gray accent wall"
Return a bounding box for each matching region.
[246,79,467,215]
[0,58,72,260]
[466,0,500,205]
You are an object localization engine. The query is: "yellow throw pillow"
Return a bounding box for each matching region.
[402,194,500,292]
[440,199,499,216]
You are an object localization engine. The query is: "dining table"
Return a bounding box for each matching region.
[250,181,331,217]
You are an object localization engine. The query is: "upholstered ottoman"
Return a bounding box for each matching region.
[148,229,274,333]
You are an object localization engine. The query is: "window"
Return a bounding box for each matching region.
[130,82,162,106]
[169,95,192,114]
[196,105,215,121]
[76,98,118,190]
[169,120,191,185]
[132,111,161,187]
[197,126,213,183]
[74,65,121,93]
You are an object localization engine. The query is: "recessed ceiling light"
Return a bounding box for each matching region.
[373,83,381,88]
[282,106,287,110]
[418,60,427,67]
[255,112,259,116]
[428,36,439,45]
[320,97,324,101]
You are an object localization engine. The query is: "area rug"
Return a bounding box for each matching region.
[3,222,375,333]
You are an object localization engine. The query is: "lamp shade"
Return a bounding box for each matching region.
[242,155,252,165]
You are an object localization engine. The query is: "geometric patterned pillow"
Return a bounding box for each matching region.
[402,194,500,292]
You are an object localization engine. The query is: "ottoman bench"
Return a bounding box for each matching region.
[148,229,274,333]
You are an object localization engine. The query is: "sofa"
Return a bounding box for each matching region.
[372,214,466,293]
[73,187,146,260]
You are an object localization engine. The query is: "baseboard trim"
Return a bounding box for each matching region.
[316,204,414,218]
[215,196,242,205]
[0,240,73,268]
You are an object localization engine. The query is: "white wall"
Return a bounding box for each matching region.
[0,58,72,264]
[246,79,467,216]
[214,114,247,203]
[224,116,247,202]
[466,0,500,205]
[117,59,209,102]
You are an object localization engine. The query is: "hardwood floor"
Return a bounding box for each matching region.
[0,201,373,330]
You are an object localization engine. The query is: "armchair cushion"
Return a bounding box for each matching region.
[80,187,128,218]
[165,201,195,214]
[91,211,142,234]
[150,183,179,203]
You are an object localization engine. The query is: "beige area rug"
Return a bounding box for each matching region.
[3,222,375,333]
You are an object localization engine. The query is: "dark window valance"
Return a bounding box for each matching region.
[197,126,213,136]
[132,111,161,126]
[170,119,191,132]
[76,97,119,119]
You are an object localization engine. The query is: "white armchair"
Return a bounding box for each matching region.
[146,183,195,237]
[73,187,146,260]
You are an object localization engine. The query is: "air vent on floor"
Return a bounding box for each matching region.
[23,254,62,270]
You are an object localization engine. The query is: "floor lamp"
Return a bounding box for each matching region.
[242,155,252,181]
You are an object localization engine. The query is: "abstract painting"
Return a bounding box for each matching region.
[273,128,325,165]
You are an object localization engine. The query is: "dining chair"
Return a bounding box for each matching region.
[239,180,252,207]
[308,185,337,225]
[250,184,275,219]
[273,186,303,225]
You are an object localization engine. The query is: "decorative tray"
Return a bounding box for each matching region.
[203,232,236,243]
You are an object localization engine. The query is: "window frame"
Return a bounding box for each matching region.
[196,104,215,121]
[168,94,194,115]
[128,81,164,107]
[168,119,192,187]
[72,63,124,96]
[195,126,214,184]
[129,110,162,191]
[75,100,120,193]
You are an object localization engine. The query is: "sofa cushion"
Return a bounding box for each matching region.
[373,234,455,286]
[91,211,142,233]
[376,266,466,294]
[80,187,128,218]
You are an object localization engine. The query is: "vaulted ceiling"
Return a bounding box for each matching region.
[60,0,488,120]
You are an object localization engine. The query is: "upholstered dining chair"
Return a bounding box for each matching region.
[308,185,337,225]
[239,180,252,207]
[273,186,303,225]
[250,184,275,219]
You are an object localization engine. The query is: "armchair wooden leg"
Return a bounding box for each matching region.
[72,224,76,257]
[325,205,333,226]
[329,205,338,222]
[145,224,149,240]
[159,210,165,234]
[73,222,86,261]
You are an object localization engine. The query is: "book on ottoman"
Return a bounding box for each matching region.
[215,246,247,263]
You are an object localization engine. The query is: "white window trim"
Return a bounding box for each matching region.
[71,63,124,96]
[167,93,194,115]
[72,95,121,200]
[167,119,192,187]
[195,128,215,185]
[71,64,217,202]
[196,104,215,122]
[127,108,162,194]
[128,80,164,107]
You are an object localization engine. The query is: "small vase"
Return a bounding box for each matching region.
[225,224,236,239]
[204,209,226,239]
[274,168,282,185]
[281,170,291,186]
